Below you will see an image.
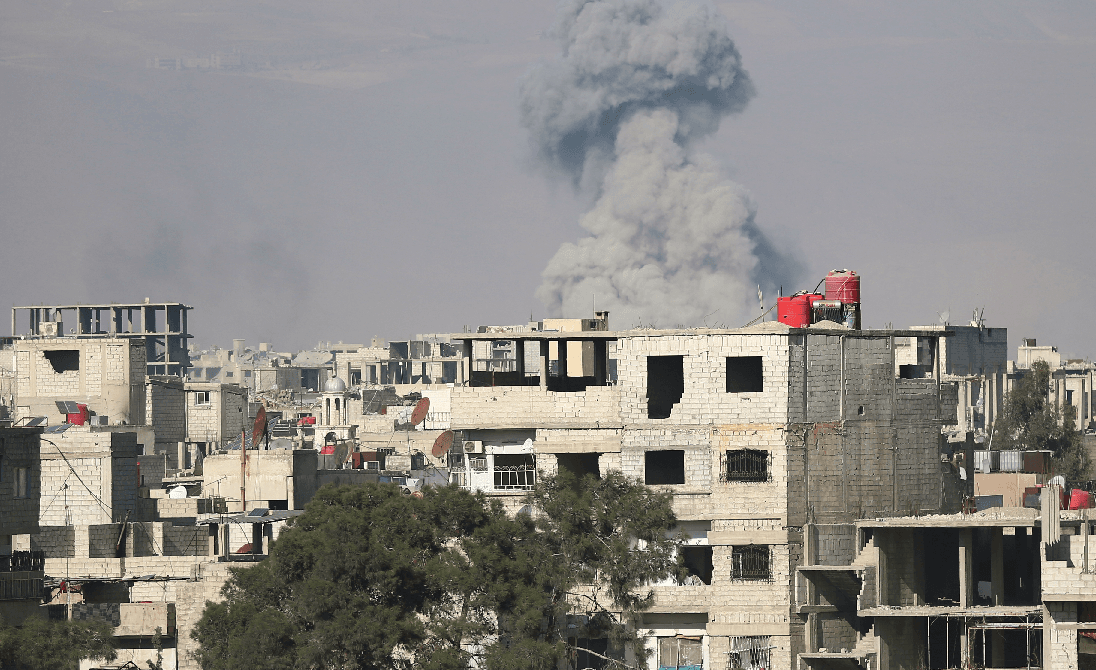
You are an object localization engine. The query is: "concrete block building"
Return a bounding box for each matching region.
[13,337,147,426]
[184,382,248,453]
[448,322,963,670]
[0,427,44,625]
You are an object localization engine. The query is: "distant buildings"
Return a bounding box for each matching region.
[0,296,1093,668]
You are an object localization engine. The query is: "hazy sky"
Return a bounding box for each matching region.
[2,1,1094,358]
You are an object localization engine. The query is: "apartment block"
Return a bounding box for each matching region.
[447,322,962,669]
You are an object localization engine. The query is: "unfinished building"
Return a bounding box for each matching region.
[446,320,963,669]
[11,302,192,376]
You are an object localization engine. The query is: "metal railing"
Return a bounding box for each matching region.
[0,551,44,572]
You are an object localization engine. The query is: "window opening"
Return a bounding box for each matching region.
[658,636,703,670]
[732,545,771,581]
[680,546,713,585]
[569,638,615,670]
[722,449,769,483]
[647,356,684,419]
[43,350,79,373]
[645,450,685,485]
[726,356,763,393]
[14,467,28,499]
[194,391,210,405]
[556,453,601,480]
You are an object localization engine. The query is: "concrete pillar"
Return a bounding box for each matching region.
[959,620,970,669]
[991,527,1005,606]
[539,340,548,390]
[462,339,473,385]
[959,528,973,608]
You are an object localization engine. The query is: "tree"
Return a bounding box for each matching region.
[193,472,682,670]
[992,360,1087,480]
[0,614,117,670]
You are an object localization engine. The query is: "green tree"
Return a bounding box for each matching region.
[193,473,681,670]
[0,614,117,670]
[992,360,1087,480]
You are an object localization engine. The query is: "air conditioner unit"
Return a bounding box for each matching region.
[40,322,60,337]
[464,441,483,453]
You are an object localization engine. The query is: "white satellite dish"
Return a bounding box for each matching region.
[168,485,188,499]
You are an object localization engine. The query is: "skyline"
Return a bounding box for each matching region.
[2,1,1094,358]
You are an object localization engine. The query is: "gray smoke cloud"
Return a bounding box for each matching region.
[521,0,800,328]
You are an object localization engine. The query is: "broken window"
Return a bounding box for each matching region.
[722,449,769,483]
[300,369,319,392]
[43,350,79,373]
[658,636,703,670]
[732,545,771,581]
[645,450,685,485]
[647,356,684,419]
[726,356,763,393]
[493,454,536,490]
[350,368,362,385]
[728,636,771,670]
[680,546,713,585]
[556,453,601,480]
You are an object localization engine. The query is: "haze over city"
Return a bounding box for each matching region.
[2,0,1094,358]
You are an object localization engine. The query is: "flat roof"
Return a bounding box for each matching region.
[451,327,953,341]
[858,510,1040,528]
[14,302,192,309]
[860,605,1042,618]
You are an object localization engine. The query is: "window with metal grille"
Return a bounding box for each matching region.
[721,449,769,483]
[493,454,535,490]
[728,636,771,670]
[731,545,771,581]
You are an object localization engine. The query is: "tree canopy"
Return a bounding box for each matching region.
[193,471,682,670]
[0,614,117,670]
[992,360,1087,480]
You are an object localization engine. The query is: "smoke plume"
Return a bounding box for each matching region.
[521,0,800,328]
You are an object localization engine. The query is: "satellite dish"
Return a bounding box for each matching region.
[168,485,188,499]
[937,310,950,325]
[410,397,430,426]
[431,430,455,457]
[251,406,267,450]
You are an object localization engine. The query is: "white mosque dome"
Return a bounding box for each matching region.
[324,376,347,393]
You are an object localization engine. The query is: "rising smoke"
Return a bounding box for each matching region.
[521,0,800,328]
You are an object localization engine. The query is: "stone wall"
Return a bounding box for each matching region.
[451,385,620,430]
[146,377,185,442]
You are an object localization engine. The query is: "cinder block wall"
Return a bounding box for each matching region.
[30,526,75,558]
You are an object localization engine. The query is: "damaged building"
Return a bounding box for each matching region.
[445,311,966,669]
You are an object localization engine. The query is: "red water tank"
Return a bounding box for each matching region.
[67,404,89,425]
[825,270,860,304]
[1070,489,1094,510]
[777,293,823,328]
